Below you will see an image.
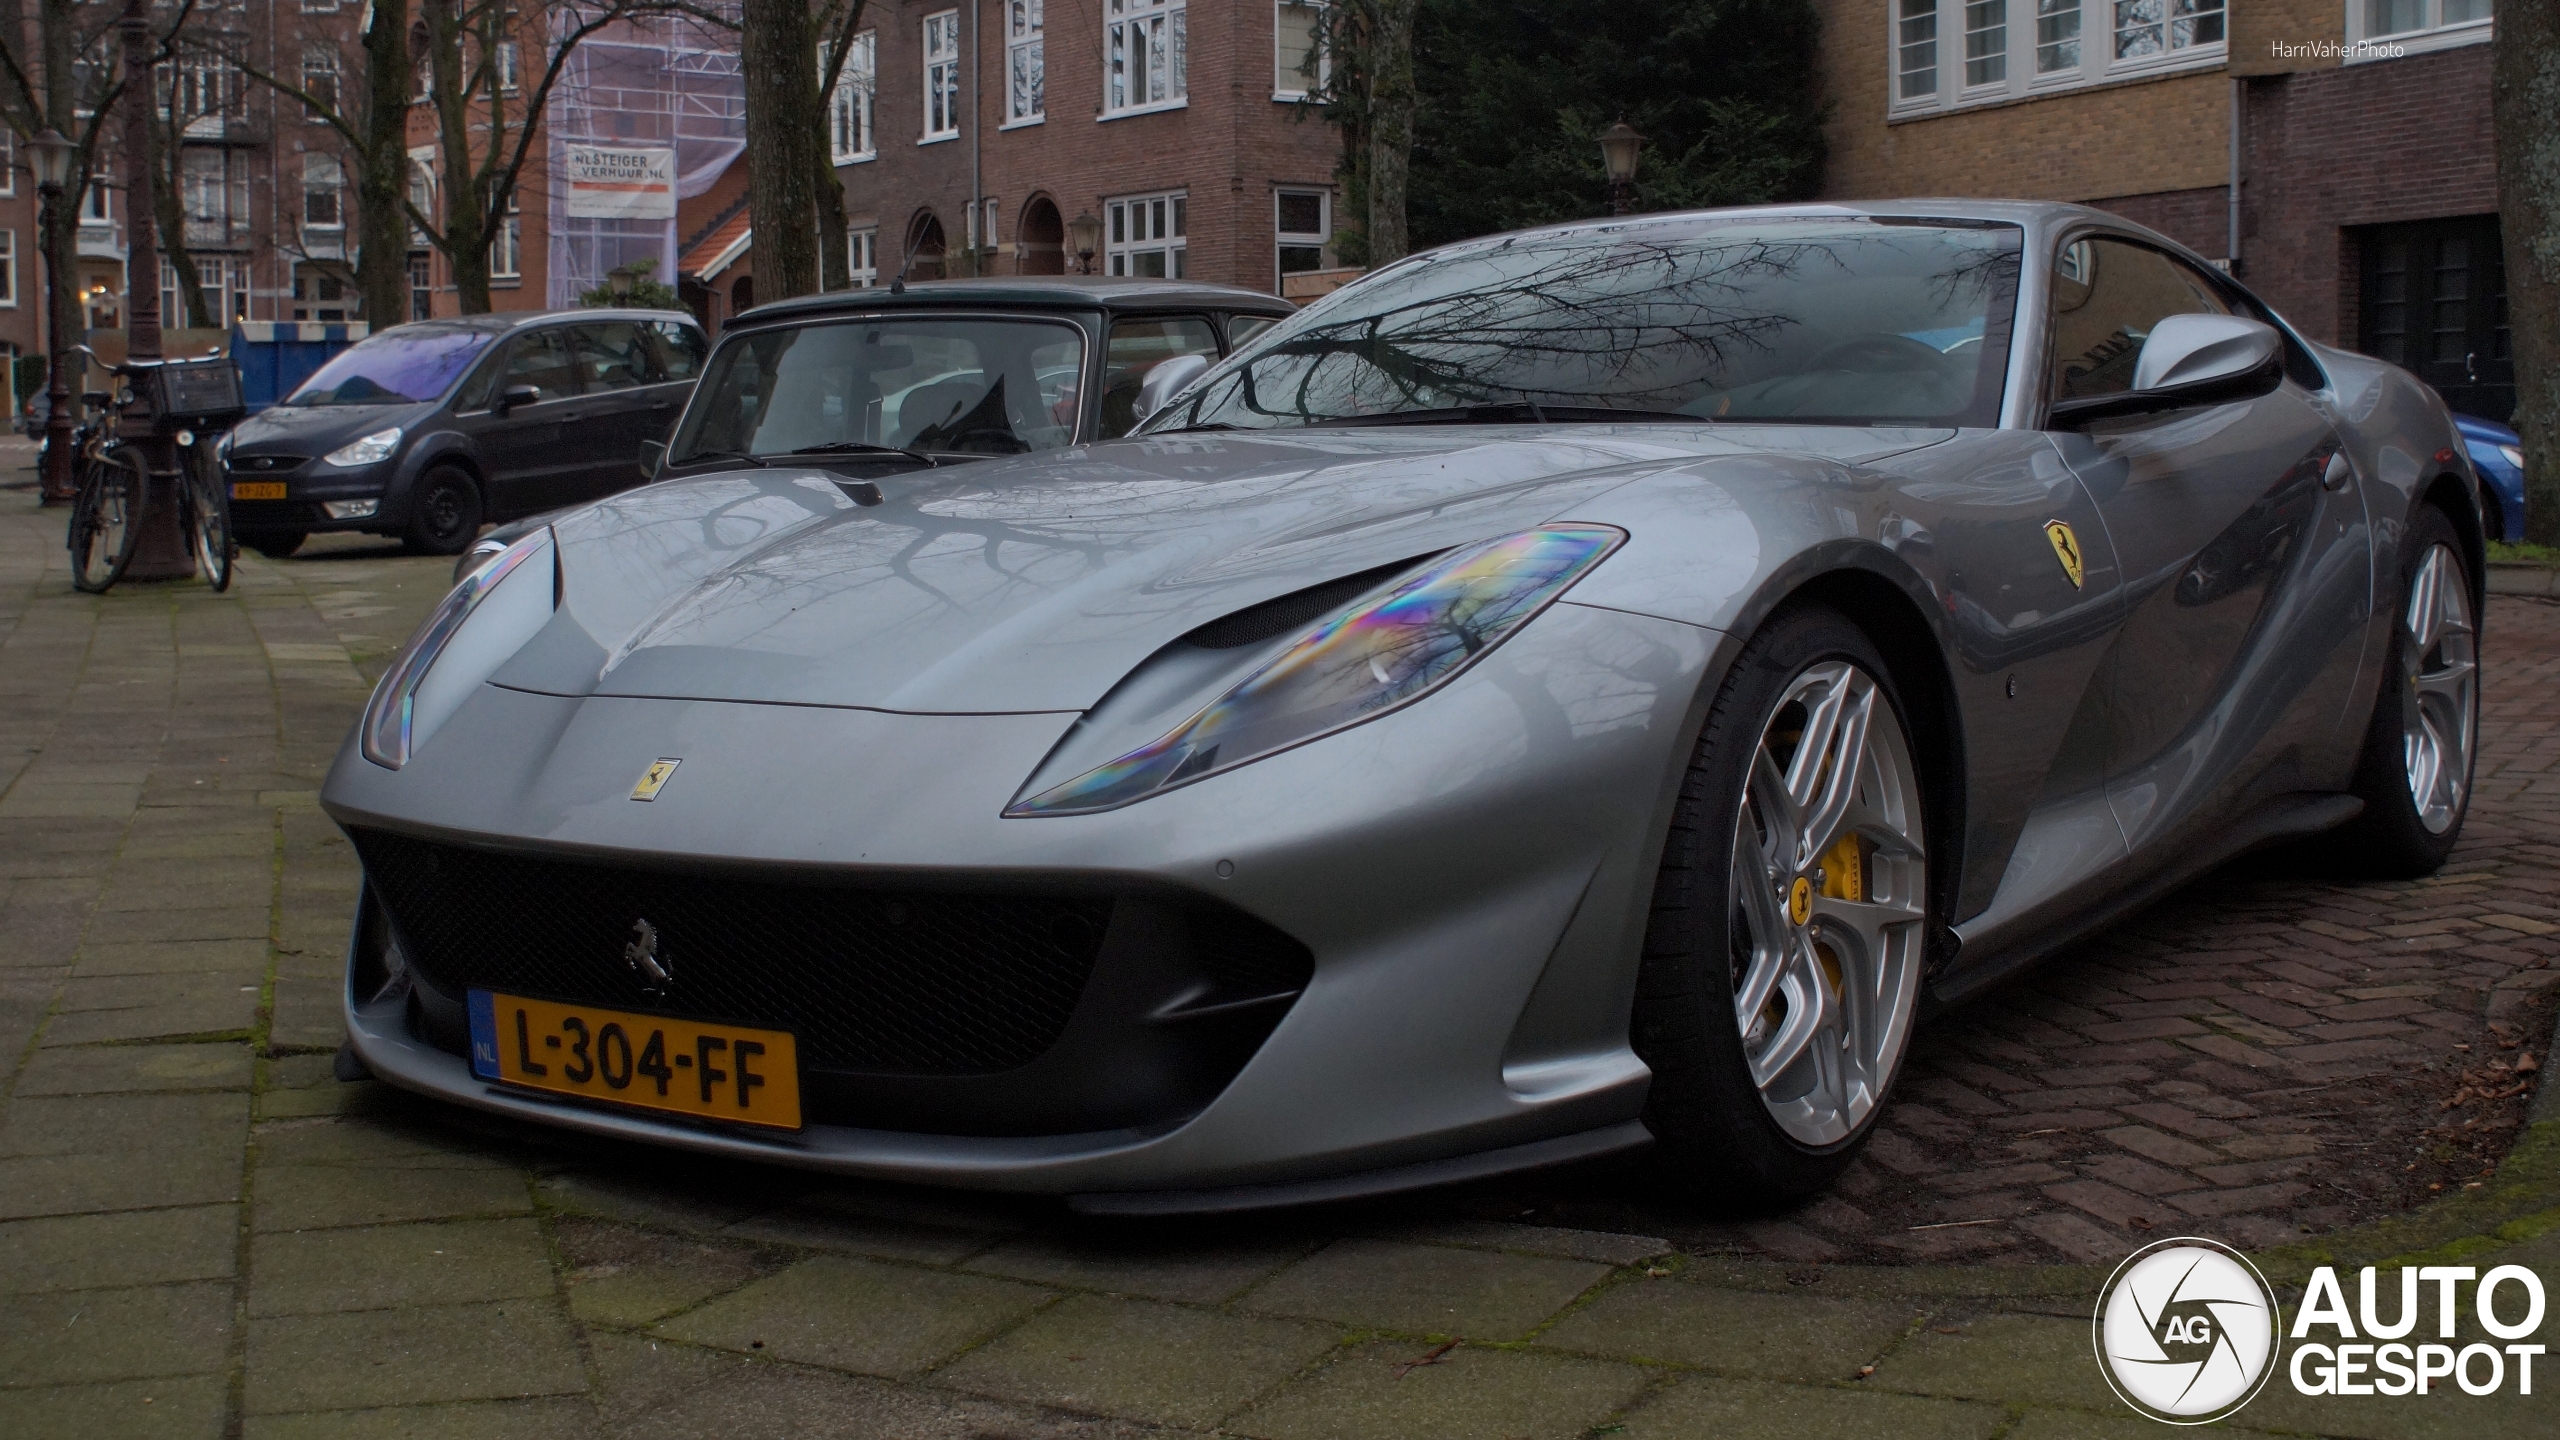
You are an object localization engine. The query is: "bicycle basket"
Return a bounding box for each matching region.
[143,357,247,426]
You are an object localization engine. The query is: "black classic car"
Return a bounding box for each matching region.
[221,308,708,557]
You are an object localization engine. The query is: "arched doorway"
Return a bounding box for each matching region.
[906,212,947,281]
[730,275,754,314]
[1017,197,1065,275]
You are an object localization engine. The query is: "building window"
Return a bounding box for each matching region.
[1964,0,2008,85]
[1106,191,1185,277]
[2352,0,2494,57]
[1106,0,1186,116]
[2111,0,2222,61]
[1275,2,1325,98]
[182,149,233,246]
[163,53,244,123]
[495,42,520,92]
[1897,0,1939,98]
[301,0,339,10]
[924,10,961,140]
[409,256,432,320]
[830,32,876,162]
[966,197,999,256]
[491,198,521,281]
[1276,189,1327,288]
[2035,0,2082,71]
[81,181,111,226]
[303,154,344,230]
[1007,1,1044,123]
[303,43,340,118]
[0,230,15,307]
[849,227,878,287]
[163,257,247,324]
[0,131,14,197]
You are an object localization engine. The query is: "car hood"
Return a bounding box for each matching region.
[229,400,431,456]
[490,425,1950,714]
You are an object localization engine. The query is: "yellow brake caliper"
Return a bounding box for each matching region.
[1812,832,1864,1001]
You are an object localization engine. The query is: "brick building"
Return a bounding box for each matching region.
[1813,0,2511,420]
[820,0,1341,303]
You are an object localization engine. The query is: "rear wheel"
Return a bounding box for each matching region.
[2326,506,2477,876]
[1634,604,1931,1205]
[68,449,150,594]
[403,467,482,556]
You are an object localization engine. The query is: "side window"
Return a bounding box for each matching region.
[570,322,653,392]
[643,321,706,381]
[452,343,511,412]
[1100,315,1219,438]
[1226,314,1278,348]
[2047,238,2231,403]
[500,328,579,403]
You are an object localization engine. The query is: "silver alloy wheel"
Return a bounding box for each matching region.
[1730,660,1928,1147]
[2401,542,2477,835]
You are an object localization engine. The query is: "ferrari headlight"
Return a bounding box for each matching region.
[326,427,403,467]
[2499,444,2525,473]
[1007,525,1624,816]
[360,528,555,769]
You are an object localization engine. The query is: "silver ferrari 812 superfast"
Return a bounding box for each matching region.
[325,202,2482,1212]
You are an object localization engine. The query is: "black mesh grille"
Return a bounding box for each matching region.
[352,829,1114,1075]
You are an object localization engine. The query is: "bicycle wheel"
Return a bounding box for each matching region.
[68,449,150,594]
[183,444,235,592]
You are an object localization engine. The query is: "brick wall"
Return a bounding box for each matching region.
[840,0,1338,294]
[2238,43,2497,345]
[2087,187,2231,259]
[2229,0,2347,77]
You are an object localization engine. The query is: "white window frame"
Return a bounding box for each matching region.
[1004,1,1044,126]
[1274,1,1326,101]
[1103,0,1187,119]
[2343,0,2495,61]
[163,256,247,325]
[490,202,521,281]
[0,229,15,308]
[301,0,340,11]
[181,148,233,245]
[0,131,14,197]
[965,197,999,255]
[1275,187,1328,290]
[81,181,112,226]
[849,227,878,287]
[495,42,520,93]
[301,154,345,231]
[1104,190,1186,277]
[923,10,961,142]
[1888,0,2225,117]
[302,43,341,120]
[830,31,877,161]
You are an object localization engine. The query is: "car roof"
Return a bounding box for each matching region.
[735,276,1296,327]
[372,308,703,339]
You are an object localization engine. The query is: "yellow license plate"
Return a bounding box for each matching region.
[468,990,801,1130]
[230,481,288,500]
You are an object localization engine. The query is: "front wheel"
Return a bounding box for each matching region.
[1634,604,1932,1205]
[403,467,482,556]
[2324,506,2478,876]
[68,449,151,594]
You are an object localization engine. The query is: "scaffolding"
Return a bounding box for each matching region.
[541,11,746,308]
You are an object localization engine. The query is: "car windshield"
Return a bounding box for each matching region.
[1147,217,2022,431]
[671,317,1088,462]
[284,325,498,406]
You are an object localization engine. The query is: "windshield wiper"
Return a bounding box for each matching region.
[669,448,770,468]
[1306,403,1711,428]
[786,441,938,467]
[1148,421,1241,434]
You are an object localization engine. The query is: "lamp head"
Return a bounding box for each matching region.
[1599,121,1645,184]
[29,129,75,191]
[1068,210,1102,261]
[606,264,637,298]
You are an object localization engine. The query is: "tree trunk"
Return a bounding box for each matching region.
[150,107,213,328]
[1365,0,1416,267]
[427,3,490,313]
[815,148,849,291]
[741,0,819,302]
[358,0,413,325]
[2500,3,2560,547]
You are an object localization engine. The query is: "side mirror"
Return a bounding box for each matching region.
[2049,313,2283,429]
[639,438,667,478]
[1132,353,1213,429]
[496,383,542,415]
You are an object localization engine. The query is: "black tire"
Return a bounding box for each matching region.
[68,449,150,594]
[1634,602,1933,1206]
[247,531,307,560]
[2325,505,2478,877]
[403,467,483,556]
[182,446,235,592]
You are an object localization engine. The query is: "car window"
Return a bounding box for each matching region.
[570,322,653,393]
[642,320,706,381]
[451,344,514,412]
[1226,314,1279,347]
[2048,238,2232,403]
[1100,315,1220,438]
[499,329,579,403]
[670,317,1088,460]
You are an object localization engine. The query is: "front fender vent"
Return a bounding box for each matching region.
[1178,556,1433,650]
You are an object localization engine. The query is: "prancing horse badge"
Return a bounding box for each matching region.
[630,758,681,801]
[2044,520,2086,589]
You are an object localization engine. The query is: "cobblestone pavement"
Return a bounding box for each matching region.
[3,465,2556,1438]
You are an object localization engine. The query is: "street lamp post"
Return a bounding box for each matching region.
[30,129,76,506]
[1599,121,1645,217]
[1069,211,1102,276]
[607,264,638,300]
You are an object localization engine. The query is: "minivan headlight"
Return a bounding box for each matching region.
[361,528,555,769]
[1006,525,1625,815]
[2499,444,2525,473]
[326,427,403,467]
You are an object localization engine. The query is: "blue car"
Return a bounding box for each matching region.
[2456,412,2527,542]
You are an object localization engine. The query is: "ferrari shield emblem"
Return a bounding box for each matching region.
[630,758,681,802]
[2044,520,2086,589]
[1788,876,1813,926]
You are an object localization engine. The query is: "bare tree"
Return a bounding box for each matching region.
[683,0,862,298]
[2498,4,2560,546]
[1366,0,1416,267]
[226,0,408,323]
[0,0,161,351]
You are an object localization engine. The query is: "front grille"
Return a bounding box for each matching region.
[352,829,1115,1075]
[227,454,307,474]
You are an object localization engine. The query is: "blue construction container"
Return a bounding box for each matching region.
[228,320,371,413]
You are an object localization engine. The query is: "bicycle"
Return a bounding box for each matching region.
[64,348,243,595]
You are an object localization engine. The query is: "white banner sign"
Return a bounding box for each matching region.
[564,146,676,220]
